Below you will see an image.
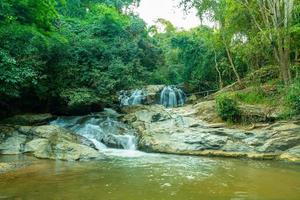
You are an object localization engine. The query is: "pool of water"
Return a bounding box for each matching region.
[1,152,300,200]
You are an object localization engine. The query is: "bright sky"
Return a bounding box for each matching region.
[135,0,201,30]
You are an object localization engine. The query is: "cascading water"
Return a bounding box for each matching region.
[50,112,137,151]
[160,86,186,108]
[119,89,146,106]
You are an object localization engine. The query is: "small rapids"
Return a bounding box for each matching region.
[50,110,139,156]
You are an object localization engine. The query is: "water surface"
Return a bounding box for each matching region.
[1,153,300,200]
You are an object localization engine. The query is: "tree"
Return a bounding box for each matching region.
[242,0,296,85]
[180,0,242,84]
[181,0,300,85]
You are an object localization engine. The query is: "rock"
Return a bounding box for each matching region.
[25,138,100,161]
[0,162,11,173]
[122,103,300,163]
[186,94,197,104]
[0,125,102,161]
[279,146,300,162]
[239,104,279,122]
[0,134,27,154]
[143,85,165,105]
[258,131,300,152]
[193,100,222,123]
[0,113,56,126]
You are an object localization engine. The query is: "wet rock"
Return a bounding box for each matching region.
[143,85,165,105]
[0,162,12,173]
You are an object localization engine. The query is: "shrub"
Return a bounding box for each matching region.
[216,94,241,122]
[286,80,300,115]
[60,88,101,107]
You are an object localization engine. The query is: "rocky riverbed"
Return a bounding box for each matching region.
[1,99,300,163]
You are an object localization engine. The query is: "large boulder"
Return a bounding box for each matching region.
[25,138,100,161]
[143,85,165,105]
[122,104,300,162]
[0,125,102,161]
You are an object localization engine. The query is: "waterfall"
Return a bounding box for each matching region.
[50,113,137,151]
[160,86,186,108]
[119,89,146,106]
[119,85,186,108]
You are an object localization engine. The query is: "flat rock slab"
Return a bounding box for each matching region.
[122,104,300,163]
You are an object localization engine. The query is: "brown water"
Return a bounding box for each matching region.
[0,152,300,200]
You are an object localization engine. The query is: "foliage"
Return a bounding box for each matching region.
[0,23,50,98]
[1,0,300,119]
[286,80,300,115]
[180,0,300,85]
[216,94,241,122]
[151,21,249,92]
[60,88,101,107]
[0,0,159,117]
[0,0,59,30]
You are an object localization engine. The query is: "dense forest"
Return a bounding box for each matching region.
[0,0,300,119]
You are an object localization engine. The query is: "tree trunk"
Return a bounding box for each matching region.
[214,49,223,89]
[279,49,292,85]
[224,42,241,84]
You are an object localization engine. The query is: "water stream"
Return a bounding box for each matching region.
[50,111,139,157]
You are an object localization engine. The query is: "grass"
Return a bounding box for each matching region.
[224,85,281,107]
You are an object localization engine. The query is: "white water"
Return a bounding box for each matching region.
[160,86,186,108]
[50,113,138,156]
[119,89,146,106]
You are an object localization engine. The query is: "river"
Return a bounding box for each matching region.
[1,152,300,200]
[1,112,300,200]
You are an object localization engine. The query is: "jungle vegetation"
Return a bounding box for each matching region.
[0,0,299,118]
